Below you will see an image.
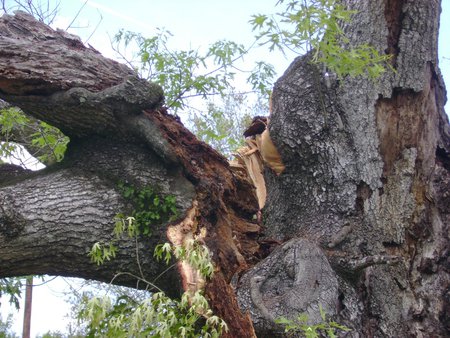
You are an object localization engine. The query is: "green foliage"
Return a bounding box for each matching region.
[275,305,351,338]
[117,183,178,236]
[154,239,214,279]
[189,94,257,157]
[0,107,27,162]
[78,291,227,338]
[0,108,28,135]
[89,183,178,265]
[30,121,68,163]
[87,236,226,336]
[0,277,23,310]
[86,186,226,337]
[250,0,392,79]
[37,331,65,338]
[113,29,268,112]
[0,313,18,338]
[89,241,119,266]
[248,61,276,97]
[36,328,85,338]
[111,21,277,158]
[0,107,69,166]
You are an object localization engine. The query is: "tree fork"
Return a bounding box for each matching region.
[1,1,449,336]
[0,11,261,337]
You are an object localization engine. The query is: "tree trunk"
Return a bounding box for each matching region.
[0,11,259,337]
[0,2,449,336]
[237,0,449,337]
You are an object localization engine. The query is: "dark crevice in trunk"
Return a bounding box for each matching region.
[383,0,406,67]
[355,180,373,214]
[436,146,450,171]
[439,286,450,334]
[375,88,422,178]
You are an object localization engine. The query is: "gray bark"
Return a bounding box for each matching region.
[0,136,194,296]
[0,12,259,337]
[237,1,449,337]
[0,14,195,295]
[1,2,449,337]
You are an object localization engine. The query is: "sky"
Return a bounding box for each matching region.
[1,0,449,336]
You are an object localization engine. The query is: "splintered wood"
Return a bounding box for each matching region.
[231,117,285,209]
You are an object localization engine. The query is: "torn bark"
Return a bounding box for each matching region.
[1,0,449,336]
[0,11,259,337]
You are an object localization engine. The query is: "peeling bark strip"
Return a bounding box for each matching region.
[0,11,260,337]
[1,2,449,336]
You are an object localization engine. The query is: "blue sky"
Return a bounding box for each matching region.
[1,1,449,336]
[54,0,450,114]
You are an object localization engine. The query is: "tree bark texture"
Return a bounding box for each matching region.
[0,2,449,336]
[0,11,259,337]
[236,0,449,337]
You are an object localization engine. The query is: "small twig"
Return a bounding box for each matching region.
[152,262,178,284]
[37,124,58,161]
[30,275,58,287]
[109,34,139,73]
[135,236,145,280]
[109,272,164,293]
[84,10,103,44]
[66,0,88,30]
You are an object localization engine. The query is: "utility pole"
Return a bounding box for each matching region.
[22,276,33,338]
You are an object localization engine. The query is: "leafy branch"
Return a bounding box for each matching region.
[250,0,392,79]
[111,28,276,112]
[0,277,23,310]
[89,183,178,265]
[86,183,227,337]
[275,304,351,338]
[0,107,69,166]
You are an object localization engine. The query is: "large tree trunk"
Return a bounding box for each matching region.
[237,1,449,337]
[0,11,258,337]
[0,2,449,337]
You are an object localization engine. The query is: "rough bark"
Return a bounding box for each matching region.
[0,137,193,296]
[1,1,449,336]
[0,11,259,337]
[237,0,449,337]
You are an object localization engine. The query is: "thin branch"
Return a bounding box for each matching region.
[84,10,102,44]
[109,272,164,293]
[135,236,145,280]
[31,275,58,287]
[109,35,139,75]
[152,262,178,284]
[66,0,88,30]
[1,0,7,13]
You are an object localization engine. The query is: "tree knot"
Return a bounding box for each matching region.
[0,196,26,238]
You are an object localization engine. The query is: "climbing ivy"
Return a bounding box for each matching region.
[117,182,178,236]
[89,183,178,265]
